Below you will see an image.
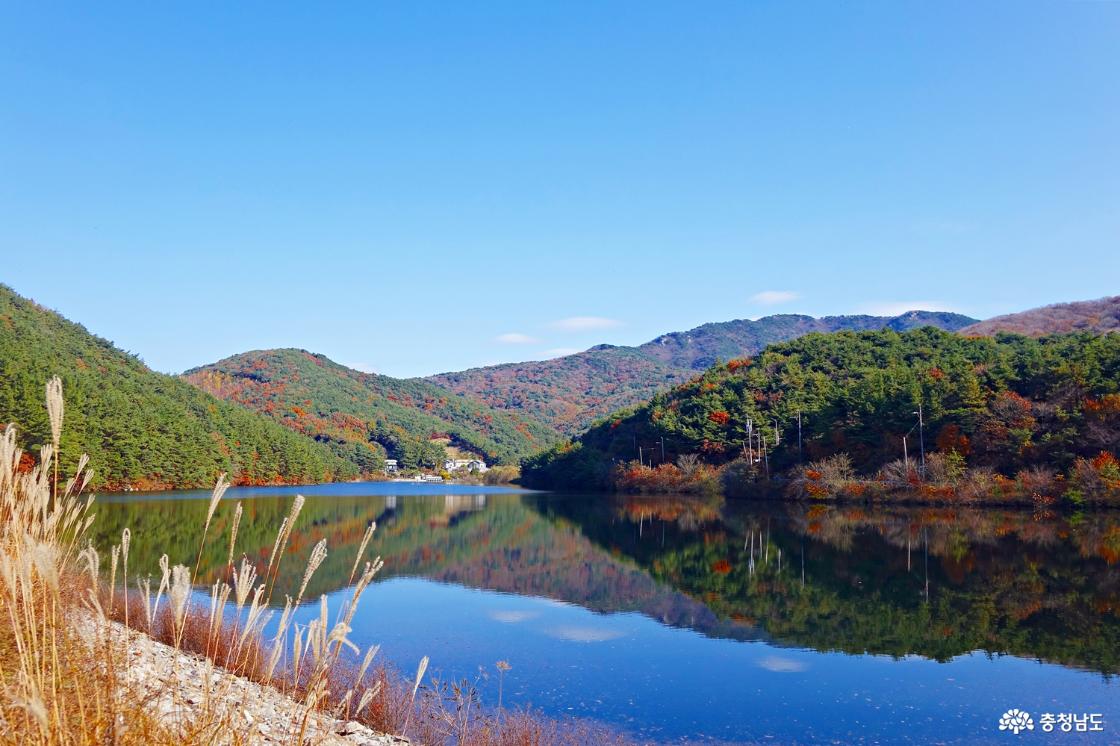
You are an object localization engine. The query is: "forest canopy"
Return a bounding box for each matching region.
[184,348,559,470]
[522,328,1120,493]
[0,285,357,489]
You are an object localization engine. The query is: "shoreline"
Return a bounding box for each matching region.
[540,484,1120,510]
[89,617,408,746]
[98,475,526,494]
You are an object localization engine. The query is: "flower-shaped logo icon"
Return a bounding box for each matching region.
[999,709,1034,735]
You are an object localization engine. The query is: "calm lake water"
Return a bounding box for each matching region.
[92,483,1120,744]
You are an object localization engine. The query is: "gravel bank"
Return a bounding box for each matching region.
[93,618,409,746]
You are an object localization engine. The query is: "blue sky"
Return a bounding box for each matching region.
[2,2,1117,377]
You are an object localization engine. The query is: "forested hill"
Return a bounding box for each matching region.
[427,346,685,438]
[0,285,356,489]
[183,350,559,469]
[961,296,1119,337]
[522,328,1120,490]
[428,311,976,435]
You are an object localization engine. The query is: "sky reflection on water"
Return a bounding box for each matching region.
[95,484,1120,743]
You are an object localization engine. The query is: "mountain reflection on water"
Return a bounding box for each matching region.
[93,485,1120,677]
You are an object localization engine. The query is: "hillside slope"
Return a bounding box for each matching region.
[429,311,976,434]
[522,328,1120,490]
[0,285,356,489]
[961,296,1119,337]
[184,350,559,469]
[427,345,685,437]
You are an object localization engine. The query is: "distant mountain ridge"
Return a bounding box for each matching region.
[637,311,976,371]
[961,296,1119,337]
[428,310,977,434]
[184,349,559,470]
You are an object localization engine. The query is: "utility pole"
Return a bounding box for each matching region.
[917,403,926,477]
[659,436,666,464]
[762,435,770,479]
[772,419,780,446]
[745,419,754,463]
[903,435,909,472]
[638,445,644,468]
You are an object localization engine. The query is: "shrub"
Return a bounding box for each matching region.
[926,451,967,485]
[1066,451,1120,505]
[718,458,759,498]
[612,460,719,494]
[481,464,520,485]
[789,454,857,499]
[676,453,702,479]
[879,458,919,488]
[956,467,998,503]
[1016,465,1059,496]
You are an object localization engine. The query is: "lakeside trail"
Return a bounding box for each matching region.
[84,618,407,746]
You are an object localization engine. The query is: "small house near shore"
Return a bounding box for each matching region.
[443,458,488,473]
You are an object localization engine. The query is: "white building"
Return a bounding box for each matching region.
[383,459,399,474]
[443,458,488,473]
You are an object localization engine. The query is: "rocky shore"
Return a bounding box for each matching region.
[94,618,409,746]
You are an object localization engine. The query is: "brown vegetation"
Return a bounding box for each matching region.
[782,449,1120,506]
[612,456,720,494]
[960,296,1120,336]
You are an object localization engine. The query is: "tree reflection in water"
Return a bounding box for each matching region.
[93,489,1120,676]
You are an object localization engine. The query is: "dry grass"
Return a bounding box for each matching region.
[0,381,182,744]
[1,377,632,746]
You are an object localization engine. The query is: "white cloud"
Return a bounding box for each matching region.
[857,301,959,316]
[749,290,800,306]
[544,625,626,643]
[543,347,582,358]
[537,598,574,609]
[495,332,538,344]
[549,316,622,332]
[489,610,540,623]
[757,655,807,673]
